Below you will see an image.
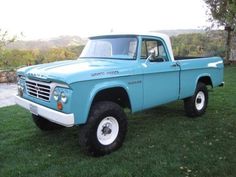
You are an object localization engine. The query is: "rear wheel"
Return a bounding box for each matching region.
[32,114,64,131]
[79,101,127,156]
[184,82,208,117]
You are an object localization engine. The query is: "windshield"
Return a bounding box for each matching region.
[80,36,138,60]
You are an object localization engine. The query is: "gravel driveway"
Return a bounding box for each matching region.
[0,83,17,108]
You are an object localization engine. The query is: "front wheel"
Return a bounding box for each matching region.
[79,101,127,156]
[184,82,208,117]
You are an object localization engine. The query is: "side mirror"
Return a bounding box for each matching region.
[148,51,155,57]
[145,51,155,63]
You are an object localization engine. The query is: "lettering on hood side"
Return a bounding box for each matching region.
[91,71,119,77]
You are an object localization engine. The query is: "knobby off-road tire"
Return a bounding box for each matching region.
[79,101,127,156]
[184,82,208,117]
[32,114,64,131]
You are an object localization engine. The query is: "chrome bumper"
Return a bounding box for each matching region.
[15,95,74,127]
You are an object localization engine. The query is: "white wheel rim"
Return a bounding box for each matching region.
[195,91,205,111]
[97,116,119,145]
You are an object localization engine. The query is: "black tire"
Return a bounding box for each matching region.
[79,101,127,156]
[184,82,208,117]
[32,114,64,131]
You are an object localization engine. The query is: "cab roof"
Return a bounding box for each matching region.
[90,32,169,40]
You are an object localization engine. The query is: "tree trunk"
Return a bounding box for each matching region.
[225,29,232,64]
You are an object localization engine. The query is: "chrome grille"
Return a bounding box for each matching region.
[26,80,51,101]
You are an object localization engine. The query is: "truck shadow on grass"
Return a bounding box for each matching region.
[23,101,192,157]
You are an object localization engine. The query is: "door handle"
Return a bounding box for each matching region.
[171,63,178,67]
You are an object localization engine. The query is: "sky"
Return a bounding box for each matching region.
[0,0,210,40]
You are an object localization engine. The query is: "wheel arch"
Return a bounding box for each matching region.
[88,82,132,114]
[196,74,213,88]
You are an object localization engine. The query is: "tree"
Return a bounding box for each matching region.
[0,29,16,50]
[0,29,17,69]
[171,32,225,57]
[204,0,236,63]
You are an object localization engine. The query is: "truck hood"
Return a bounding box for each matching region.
[17,59,138,84]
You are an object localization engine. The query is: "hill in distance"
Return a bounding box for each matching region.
[6,35,87,50]
[6,29,207,50]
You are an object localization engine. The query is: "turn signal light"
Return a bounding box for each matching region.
[57,102,63,110]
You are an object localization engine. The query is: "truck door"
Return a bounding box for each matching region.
[141,38,180,109]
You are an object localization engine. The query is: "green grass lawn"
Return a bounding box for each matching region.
[1,66,236,177]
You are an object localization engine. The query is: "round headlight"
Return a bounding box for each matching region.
[20,83,24,91]
[61,92,67,103]
[18,84,21,90]
[53,90,59,101]
[17,85,23,97]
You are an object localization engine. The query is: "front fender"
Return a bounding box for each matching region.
[88,80,132,111]
[70,79,131,125]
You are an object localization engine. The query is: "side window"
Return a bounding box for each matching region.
[141,39,168,62]
[141,40,147,58]
[158,45,167,59]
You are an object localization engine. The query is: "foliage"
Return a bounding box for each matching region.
[204,0,236,28]
[0,29,84,69]
[0,29,24,69]
[171,31,226,57]
[0,46,84,69]
[0,66,236,177]
[204,0,236,63]
[0,29,17,50]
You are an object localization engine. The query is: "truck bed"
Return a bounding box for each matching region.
[175,56,224,100]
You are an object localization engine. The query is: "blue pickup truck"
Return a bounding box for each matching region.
[15,33,224,156]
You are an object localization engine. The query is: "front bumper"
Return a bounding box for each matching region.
[15,95,75,127]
